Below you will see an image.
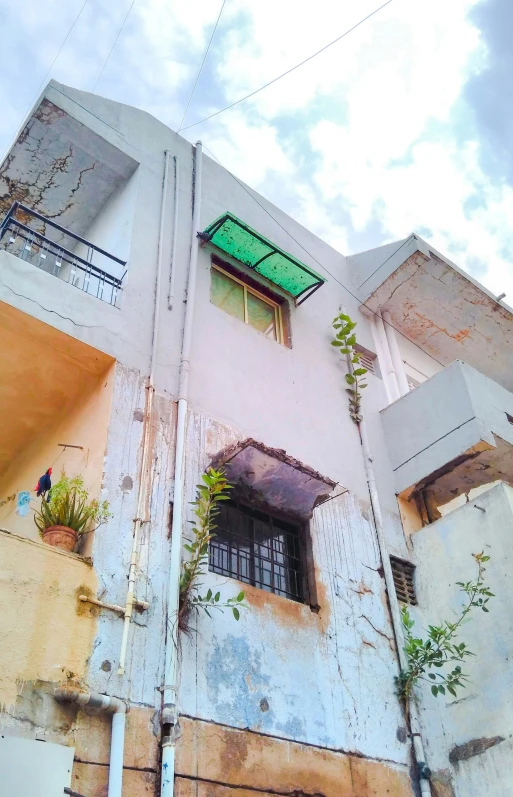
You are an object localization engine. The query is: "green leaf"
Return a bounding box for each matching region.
[353,368,367,376]
[237,591,245,602]
[232,607,240,621]
[206,589,212,601]
[331,340,343,346]
[431,685,438,696]
[345,374,356,385]
[438,685,445,695]
[215,592,220,602]
[428,673,437,680]
[447,685,457,697]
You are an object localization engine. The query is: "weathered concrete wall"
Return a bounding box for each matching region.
[0,361,115,541]
[0,529,97,710]
[84,364,174,707]
[73,169,140,284]
[411,482,513,796]
[177,411,410,773]
[0,80,423,793]
[381,360,513,498]
[174,717,412,797]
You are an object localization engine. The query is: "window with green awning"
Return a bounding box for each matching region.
[199,212,326,304]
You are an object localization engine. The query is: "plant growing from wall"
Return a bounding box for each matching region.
[397,552,494,706]
[178,467,247,632]
[331,312,368,423]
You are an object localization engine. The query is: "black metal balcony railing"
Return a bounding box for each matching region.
[0,202,126,306]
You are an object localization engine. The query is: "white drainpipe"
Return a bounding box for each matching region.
[374,311,400,403]
[382,310,409,397]
[168,155,180,310]
[342,314,431,795]
[359,421,431,794]
[117,149,171,675]
[55,688,126,797]
[368,314,393,404]
[161,141,203,797]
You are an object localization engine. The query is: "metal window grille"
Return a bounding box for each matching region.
[355,345,376,375]
[209,500,304,602]
[390,556,417,605]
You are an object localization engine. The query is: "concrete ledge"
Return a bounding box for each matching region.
[0,527,93,565]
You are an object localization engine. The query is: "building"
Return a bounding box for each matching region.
[0,80,512,797]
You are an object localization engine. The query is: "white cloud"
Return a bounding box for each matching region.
[1,0,513,300]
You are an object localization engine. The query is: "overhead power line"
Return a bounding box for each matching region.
[201,143,445,369]
[0,0,91,165]
[181,0,396,132]
[92,0,137,93]
[178,0,227,131]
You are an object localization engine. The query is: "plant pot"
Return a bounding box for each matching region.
[42,525,78,552]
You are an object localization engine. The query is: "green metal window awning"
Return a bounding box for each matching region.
[199,212,326,304]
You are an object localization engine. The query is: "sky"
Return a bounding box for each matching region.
[1,0,512,299]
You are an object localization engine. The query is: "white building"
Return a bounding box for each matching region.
[0,80,512,797]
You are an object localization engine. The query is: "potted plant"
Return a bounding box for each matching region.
[34,471,111,552]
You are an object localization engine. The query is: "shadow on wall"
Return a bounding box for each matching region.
[0,301,115,545]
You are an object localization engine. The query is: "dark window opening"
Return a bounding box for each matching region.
[209,499,304,602]
[390,556,417,605]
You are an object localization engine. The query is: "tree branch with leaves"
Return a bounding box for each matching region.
[397,552,494,707]
[178,467,247,632]
[331,312,368,424]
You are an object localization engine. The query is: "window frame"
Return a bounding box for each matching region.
[208,498,307,603]
[211,263,284,344]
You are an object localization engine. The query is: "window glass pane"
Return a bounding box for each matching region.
[247,291,277,340]
[211,269,244,321]
[209,500,303,602]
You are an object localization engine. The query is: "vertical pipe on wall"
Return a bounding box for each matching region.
[368,313,394,404]
[55,689,126,797]
[358,420,431,795]
[374,311,400,403]
[168,156,180,310]
[161,141,203,797]
[383,310,409,397]
[118,149,171,675]
[341,311,431,795]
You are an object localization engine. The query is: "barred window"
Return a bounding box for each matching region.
[209,500,304,602]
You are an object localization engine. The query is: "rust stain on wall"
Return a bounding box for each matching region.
[243,581,329,633]
[176,717,413,797]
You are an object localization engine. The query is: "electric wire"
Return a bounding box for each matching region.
[180,0,396,132]
[92,0,137,93]
[0,0,91,165]
[178,0,227,131]
[202,144,446,369]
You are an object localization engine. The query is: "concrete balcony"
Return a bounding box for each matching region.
[381,360,513,510]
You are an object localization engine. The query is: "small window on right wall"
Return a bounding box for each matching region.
[354,344,378,376]
[390,556,417,605]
